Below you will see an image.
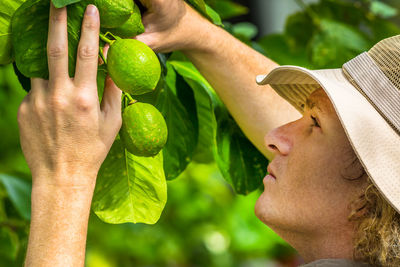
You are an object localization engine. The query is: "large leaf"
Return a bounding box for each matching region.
[12,0,86,78]
[370,1,397,19]
[52,0,82,8]
[210,0,248,20]
[0,0,25,65]
[0,174,31,220]
[168,60,219,163]
[169,60,266,194]
[0,227,19,260]
[156,64,197,180]
[92,137,167,224]
[215,111,268,194]
[185,0,222,26]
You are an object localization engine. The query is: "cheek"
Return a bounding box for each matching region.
[255,141,353,230]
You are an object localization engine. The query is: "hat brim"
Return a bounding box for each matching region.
[257,66,400,214]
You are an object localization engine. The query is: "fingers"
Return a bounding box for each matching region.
[31,78,48,90]
[47,3,69,84]
[100,75,122,116]
[103,44,110,57]
[74,5,100,87]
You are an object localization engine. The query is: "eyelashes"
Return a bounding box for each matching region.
[311,115,320,128]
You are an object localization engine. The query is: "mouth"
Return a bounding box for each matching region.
[266,165,276,179]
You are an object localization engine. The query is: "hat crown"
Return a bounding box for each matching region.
[369,35,400,92]
[342,35,400,136]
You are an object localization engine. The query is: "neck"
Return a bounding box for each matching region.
[272,225,355,263]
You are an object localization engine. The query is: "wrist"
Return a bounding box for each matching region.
[176,2,219,53]
[27,179,94,267]
[31,168,98,190]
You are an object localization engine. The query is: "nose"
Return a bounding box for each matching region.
[264,120,297,157]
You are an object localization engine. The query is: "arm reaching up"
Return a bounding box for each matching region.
[136,0,302,160]
[20,4,121,266]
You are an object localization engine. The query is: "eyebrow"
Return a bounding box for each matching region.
[305,98,324,113]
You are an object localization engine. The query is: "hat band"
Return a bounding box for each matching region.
[343,52,400,136]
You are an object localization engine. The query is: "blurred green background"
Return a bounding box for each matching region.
[1,0,400,266]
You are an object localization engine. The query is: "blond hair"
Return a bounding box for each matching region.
[349,180,400,266]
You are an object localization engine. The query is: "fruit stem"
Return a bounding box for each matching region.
[99,33,114,45]
[105,31,121,41]
[123,92,136,105]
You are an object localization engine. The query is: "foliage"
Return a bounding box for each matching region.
[0,0,399,265]
[257,0,400,69]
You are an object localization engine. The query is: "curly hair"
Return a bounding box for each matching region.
[348,179,400,266]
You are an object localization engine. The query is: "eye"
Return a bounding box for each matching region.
[311,115,320,128]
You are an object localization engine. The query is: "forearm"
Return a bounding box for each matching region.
[182,15,301,160]
[25,181,95,267]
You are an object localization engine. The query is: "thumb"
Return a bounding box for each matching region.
[100,75,122,118]
[100,44,121,116]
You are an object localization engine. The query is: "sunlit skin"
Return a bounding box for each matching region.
[255,88,368,263]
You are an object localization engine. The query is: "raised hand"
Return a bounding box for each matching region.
[17,3,122,188]
[135,0,211,53]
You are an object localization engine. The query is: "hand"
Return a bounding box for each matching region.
[135,0,212,53]
[17,4,122,189]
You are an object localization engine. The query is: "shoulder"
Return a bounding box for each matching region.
[300,259,376,267]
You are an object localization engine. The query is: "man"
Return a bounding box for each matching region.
[18,1,400,266]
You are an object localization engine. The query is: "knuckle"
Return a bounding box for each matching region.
[50,95,69,111]
[48,44,67,59]
[83,19,99,31]
[51,11,67,23]
[78,45,98,60]
[75,93,95,112]
[32,97,46,114]
[17,102,29,124]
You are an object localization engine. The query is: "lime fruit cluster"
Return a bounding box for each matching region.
[94,0,165,157]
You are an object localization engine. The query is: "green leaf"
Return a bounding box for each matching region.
[211,0,248,20]
[168,60,219,164]
[156,64,197,180]
[185,0,223,26]
[0,174,31,220]
[169,60,266,194]
[370,1,397,19]
[0,227,19,260]
[12,62,30,92]
[12,0,86,78]
[185,0,207,16]
[0,0,25,65]
[232,22,258,41]
[51,0,82,8]
[215,112,268,195]
[92,137,167,224]
[257,34,311,68]
[205,4,223,27]
[367,18,400,43]
[284,11,314,48]
[310,19,370,68]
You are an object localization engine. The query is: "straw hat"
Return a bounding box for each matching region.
[256,35,400,214]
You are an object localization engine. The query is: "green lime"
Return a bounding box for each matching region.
[93,0,133,28]
[108,3,144,38]
[107,39,161,95]
[120,102,168,157]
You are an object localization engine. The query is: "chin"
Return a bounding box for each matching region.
[255,191,270,223]
[255,191,283,230]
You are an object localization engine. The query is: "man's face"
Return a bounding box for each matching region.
[255,88,367,240]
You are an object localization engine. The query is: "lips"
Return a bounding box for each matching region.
[267,165,276,179]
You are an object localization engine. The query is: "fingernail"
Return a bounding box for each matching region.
[86,5,97,16]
